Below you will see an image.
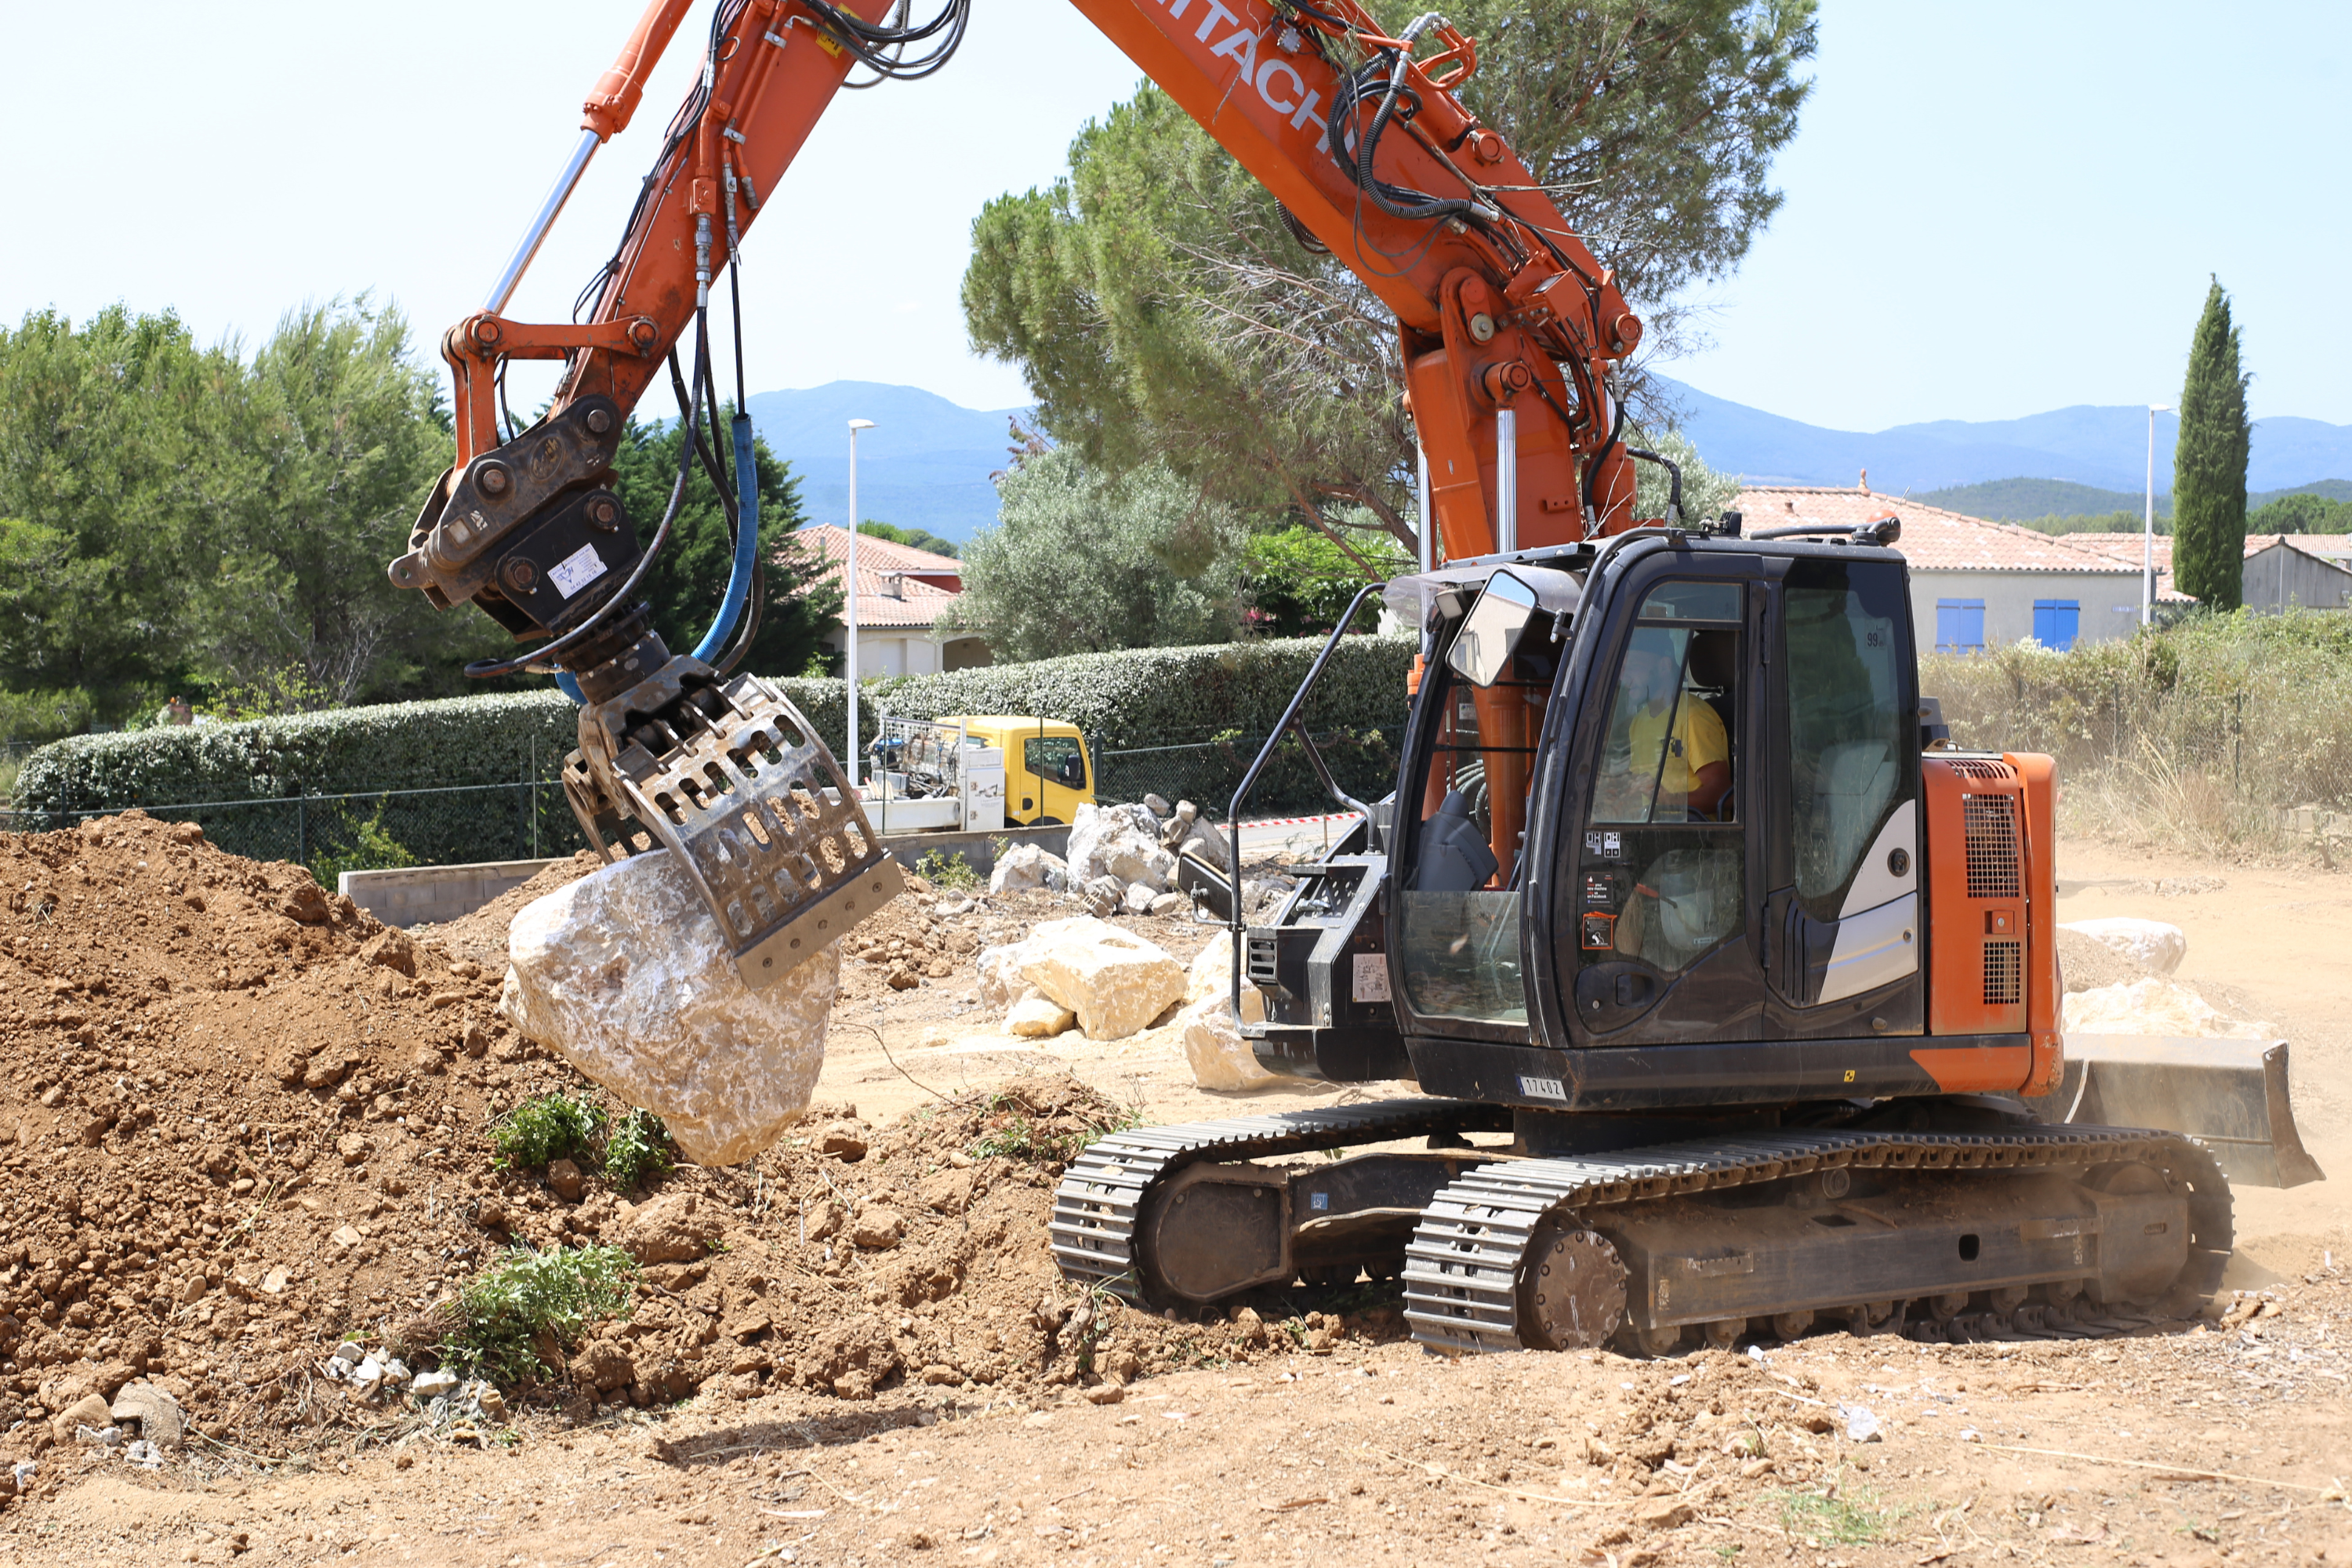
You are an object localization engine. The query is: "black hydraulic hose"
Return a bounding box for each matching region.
[465,310,710,681]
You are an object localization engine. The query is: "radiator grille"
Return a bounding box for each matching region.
[1944,758,2015,781]
[1244,933,1281,987]
[1982,939,2024,1006]
[1962,794,2022,898]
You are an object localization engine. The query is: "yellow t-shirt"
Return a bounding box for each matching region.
[1627,694,1730,800]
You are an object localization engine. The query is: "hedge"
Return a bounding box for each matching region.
[13,634,1417,862]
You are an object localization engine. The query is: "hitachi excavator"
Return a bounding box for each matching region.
[391,0,2321,1356]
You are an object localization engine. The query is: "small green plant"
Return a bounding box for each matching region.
[915,848,983,892]
[967,1091,1144,1165]
[1773,1475,1906,1546]
[442,1243,639,1385]
[601,1108,675,1191]
[307,798,420,891]
[492,1092,606,1171]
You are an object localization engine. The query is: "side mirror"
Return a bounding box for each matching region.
[1444,571,1540,688]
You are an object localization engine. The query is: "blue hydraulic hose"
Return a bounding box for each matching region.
[692,412,760,662]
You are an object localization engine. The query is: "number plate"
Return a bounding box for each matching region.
[1518,1075,1568,1102]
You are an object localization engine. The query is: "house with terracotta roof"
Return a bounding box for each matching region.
[797,524,993,676]
[1733,485,2182,652]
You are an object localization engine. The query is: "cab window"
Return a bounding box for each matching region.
[1782,563,1907,918]
[1577,583,1744,985]
[1024,735,1087,789]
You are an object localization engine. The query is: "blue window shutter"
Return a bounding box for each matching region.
[2034,600,2080,651]
[1936,598,1986,653]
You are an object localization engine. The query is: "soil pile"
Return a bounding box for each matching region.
[0,817,1370,1473]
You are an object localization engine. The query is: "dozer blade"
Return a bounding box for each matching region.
[2042,1035,2325,1189]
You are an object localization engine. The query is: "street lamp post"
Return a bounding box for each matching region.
[846,418,876,791]
[2143,404,2171,627]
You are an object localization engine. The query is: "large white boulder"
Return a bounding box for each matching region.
[2063,977,2270,1040]
[500,850,837,1166]
[989,843,1069,895]
[1016,915,1185,1040]
[2059,918,2187,976]
[1178,994,1279,1091]
[1067,802,1178,891]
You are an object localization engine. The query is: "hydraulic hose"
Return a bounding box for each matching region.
[692,411,760,662]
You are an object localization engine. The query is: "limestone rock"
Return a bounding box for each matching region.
[1015,916,1184,1040]
[989,844,1069,895]
[1147,892,1186,917]
[1066,803,1178,892]
[612,1192,722,1265]
[1178,993,1281,1091]
[108,1383,185,1449]
[2060,917,2186,976]
[1184,931,1269,1015]
[975,943,1031,1010]
[1004,991,1077,1038]
[1121,881,1158,916]
[1160,800,1230,873]
[499,848,840,1166]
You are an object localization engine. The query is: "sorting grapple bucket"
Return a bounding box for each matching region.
[2033,1034,2325,1189]
[562,657,902,989]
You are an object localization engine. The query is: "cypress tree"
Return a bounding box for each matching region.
[2171,278,2252,610]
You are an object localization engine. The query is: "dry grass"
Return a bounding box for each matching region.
[1922,609,2352,861]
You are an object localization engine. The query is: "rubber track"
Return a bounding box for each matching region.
[1401,1125,2233,1354]
[1050,1098,1506,1301]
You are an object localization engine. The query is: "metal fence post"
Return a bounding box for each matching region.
[296,793,308,866]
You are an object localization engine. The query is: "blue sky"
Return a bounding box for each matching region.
[2,1,2343,426]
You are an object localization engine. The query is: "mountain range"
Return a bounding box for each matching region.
[743,377,2352,543]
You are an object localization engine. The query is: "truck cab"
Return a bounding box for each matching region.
[944,716,1095,826]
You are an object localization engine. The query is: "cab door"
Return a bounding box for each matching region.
[1759,557,1926,1038]
[1552,565,1769,1045]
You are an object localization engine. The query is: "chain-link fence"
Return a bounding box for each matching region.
[1092,723,1401,815]
[1,779,589,881]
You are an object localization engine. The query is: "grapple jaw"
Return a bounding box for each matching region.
[561,652,902,988]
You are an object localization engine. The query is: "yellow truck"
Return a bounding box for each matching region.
[943,716,1094,826]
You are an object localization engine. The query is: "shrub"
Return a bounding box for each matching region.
[303,797,419,891]
[491,1093,605,1171]
[1922,609,2352,854]
[600,1109,676,1192]
[444,1244,639,1386]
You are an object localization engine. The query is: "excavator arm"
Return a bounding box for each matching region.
[387,0,1646,981]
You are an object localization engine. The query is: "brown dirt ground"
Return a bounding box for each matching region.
[0,820,2344,1567]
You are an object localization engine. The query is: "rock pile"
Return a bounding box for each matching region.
[975,916,1185,1042]
[997,800,1236,919]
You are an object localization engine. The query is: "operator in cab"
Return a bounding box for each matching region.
[1608,639,1731,821]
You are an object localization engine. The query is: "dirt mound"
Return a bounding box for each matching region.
[2056,925,2151,993]
[0,820,1359,1474]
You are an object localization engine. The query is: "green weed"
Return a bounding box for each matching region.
[915,848,983,892]
[1772,1475,1907,1546]
[967,1091,1144,1165]
[601,1108,676,1192]
[492,1093,605,1171]
[441,1243,638,1386]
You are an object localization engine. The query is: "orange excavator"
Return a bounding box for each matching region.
[391,0,2321,1356]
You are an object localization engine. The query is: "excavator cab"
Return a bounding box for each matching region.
[1055,528,2320,1356]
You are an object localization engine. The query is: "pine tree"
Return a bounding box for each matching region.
[2171,278,2252,610]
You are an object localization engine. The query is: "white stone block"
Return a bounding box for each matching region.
[500,849,839,1166]
[1016,915,1184,1041]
